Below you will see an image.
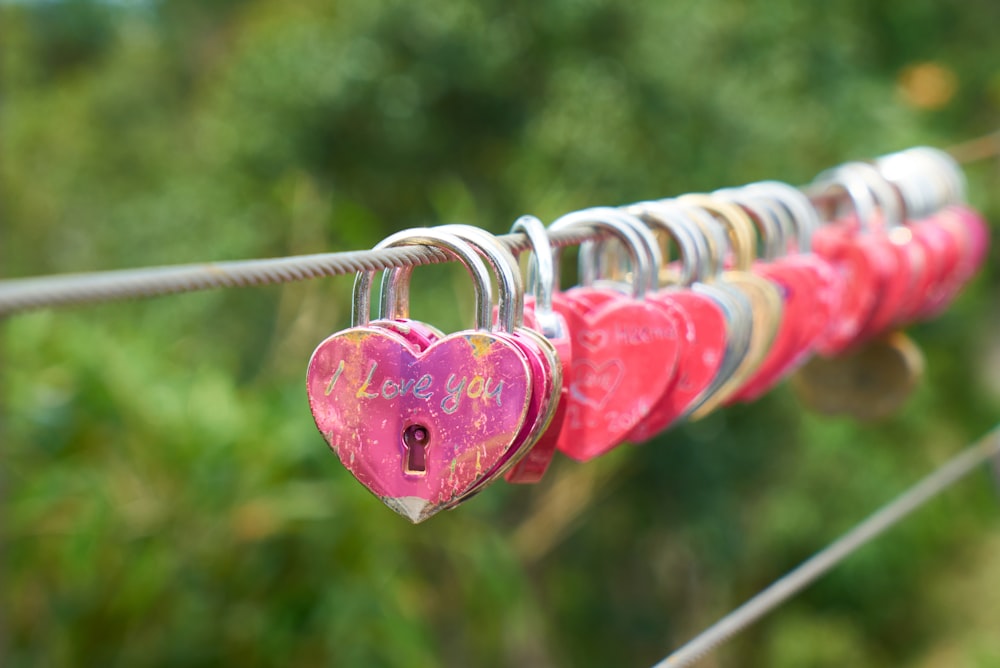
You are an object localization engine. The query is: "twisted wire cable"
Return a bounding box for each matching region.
[0,227,600,316]
[1,133,993,317]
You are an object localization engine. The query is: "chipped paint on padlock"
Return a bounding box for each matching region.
[307,327,533,523]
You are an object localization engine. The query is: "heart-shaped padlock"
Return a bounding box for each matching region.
[428,223,563,494]
[306,229,534,523]
[618,201,735,437]
[714,189,817,402]
[504,215,572,484]
[660,201,757,415]
[381,223,563,499]
[547,207,683,460]
[917,205,990,317]
[677,194,783,417]
[875,146,973,321]
[576,205,719,442]
[810,165,902,353]
[842,163,926,339]
[905,214,964,320]
[745,181,843,367]
[609,201,755,423]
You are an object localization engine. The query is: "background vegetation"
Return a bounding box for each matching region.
[3,1,1000,665]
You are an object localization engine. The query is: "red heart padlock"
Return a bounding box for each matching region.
[887,226,934,327]
[855,223,919,340]
[732,260,817,400]
[507,298,571,483]
[745,181,845,371]
[810,163,906,352]
[547,208,682,460]
[711,191,818,402]
[907,214,963,320]
[376,234,549,494]
[830,162,929,343]
[621,201,733,436]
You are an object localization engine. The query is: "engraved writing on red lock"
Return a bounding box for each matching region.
[306,328,532,523]
[552,295,680,461]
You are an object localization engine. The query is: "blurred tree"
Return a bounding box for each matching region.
[2,0,999,666]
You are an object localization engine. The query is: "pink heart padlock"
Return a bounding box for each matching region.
[306,229,534,523]
[429,223,563,495]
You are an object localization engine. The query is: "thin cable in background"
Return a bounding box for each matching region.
[1,132,998,317]
[654,425,1000,668]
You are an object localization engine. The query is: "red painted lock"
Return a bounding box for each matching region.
[603,203,732,438]
[547,208,683,461]
[711,190,818,402]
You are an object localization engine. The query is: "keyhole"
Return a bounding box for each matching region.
[402,424,430,476]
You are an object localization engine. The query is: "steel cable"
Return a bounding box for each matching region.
[654,425,1000,668]
[2,132,995,317]
[0,227,599,316]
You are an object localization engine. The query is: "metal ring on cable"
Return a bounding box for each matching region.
[712,188,786,261]
[744,181,821,253]
[676,194,758,269]
[510,214,567,340]
[352,228,493,329]
[877,147,966,218]
[813,161,907,231]
[876,151,936,219]
[432,224,525,333]
[838,162,910,235]
[671,200,731,279]
[577,208,666,292]
[624,200,707,286]
[812,162,879,229]
[904,147,966,203]
[549,207,657,299]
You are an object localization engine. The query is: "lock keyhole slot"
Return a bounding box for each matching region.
[402,424,430,475]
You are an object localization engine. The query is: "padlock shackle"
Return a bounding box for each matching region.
[351,228,493,330]
[744,181,819,254]
[876,147,966,220]
[711,188,787,262]
[676,194,758,271]
[623,200,706,286]
[813,161,905,231]
[428,224,524,334]
[549,206,657,299]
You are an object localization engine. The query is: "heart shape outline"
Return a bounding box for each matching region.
[552,293,680,461]
[306,326,532,522]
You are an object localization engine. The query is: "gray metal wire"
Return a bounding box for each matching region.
[654,424,1000,668]
[0,132,993,317]
[0,227,600,316]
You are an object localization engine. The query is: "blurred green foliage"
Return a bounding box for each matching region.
[3,1,1000,666]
